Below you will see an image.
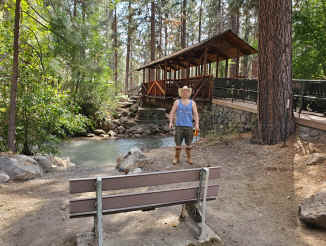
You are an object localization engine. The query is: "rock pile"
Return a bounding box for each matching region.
[0,153,75,183]
[93,97,173,139]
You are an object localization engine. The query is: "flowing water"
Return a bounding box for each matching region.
[58,136,175,167]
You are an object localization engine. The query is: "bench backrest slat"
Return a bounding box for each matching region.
[70,184,219,216]
[70,167,220,194]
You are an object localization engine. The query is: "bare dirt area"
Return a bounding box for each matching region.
[1,133,326,246]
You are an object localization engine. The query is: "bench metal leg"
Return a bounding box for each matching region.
[95,177,103,246]
[198,168,209,242]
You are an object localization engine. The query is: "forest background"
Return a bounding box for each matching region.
[0,0,325,154]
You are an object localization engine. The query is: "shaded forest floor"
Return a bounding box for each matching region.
[0,133,326,246]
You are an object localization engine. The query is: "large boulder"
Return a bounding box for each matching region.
[298,189,326,229]
[116,147,149,173]
[94,129,106,136]
[0,172,10,183]
[0,155,42,181]
[33,155,53,172]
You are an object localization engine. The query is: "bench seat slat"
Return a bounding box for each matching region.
[70,184,219,216]
[70,167,221,194]
[70,197,217,218]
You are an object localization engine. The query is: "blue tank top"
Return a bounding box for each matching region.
[176,100,193,127]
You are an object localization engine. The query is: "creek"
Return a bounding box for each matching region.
[58,136,175,167]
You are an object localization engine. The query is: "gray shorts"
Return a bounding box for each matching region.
[175,126,193,146]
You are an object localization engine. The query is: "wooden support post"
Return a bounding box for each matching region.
[209,63,211,76]
[148,68,151,83]
[236,49,240,77]
[216,59,219,78]
[203,47,208,77]
[225,59,229,78]
[186,65,190,80]
[143,69,145,83]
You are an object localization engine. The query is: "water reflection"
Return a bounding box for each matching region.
[59,136,175,167]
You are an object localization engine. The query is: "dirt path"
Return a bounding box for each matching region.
[0,134,325,246]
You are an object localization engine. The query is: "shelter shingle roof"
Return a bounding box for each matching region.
[137,29,257,71]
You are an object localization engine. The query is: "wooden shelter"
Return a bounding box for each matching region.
[137,29,257,107]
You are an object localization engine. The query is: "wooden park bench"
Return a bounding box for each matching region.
[69,167,221,246]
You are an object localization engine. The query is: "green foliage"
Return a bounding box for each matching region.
[0,0,119,154]
[293,0,326,79]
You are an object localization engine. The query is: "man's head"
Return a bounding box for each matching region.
[178,86,192,99]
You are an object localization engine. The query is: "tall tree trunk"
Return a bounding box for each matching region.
[181,0,187,48]
[229,8,239,78]
[251,17,259,78]
[164,12,168,56]
[158,6,163,57]
[125,0,132,94]
[198,0,202,42]
[242,11,250,77]
[113,5,118,95]
[130,44,133,90]
[150,1,155,81]
[256,0,295,145]
[216,0,222,34]
[8,0,21,153]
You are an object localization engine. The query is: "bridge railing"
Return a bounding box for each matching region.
[213,78,326,115]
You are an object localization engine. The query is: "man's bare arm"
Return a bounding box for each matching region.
[169,100,178,128]
[192,101,199,130]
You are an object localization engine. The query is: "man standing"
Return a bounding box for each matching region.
[169,86,199,165]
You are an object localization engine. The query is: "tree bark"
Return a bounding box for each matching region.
[216,0,222,34]
[251,17,259,78]
[125,0,132,94]
[150,1,155,81]
[257,0,296,145]
[242,10,250,77]
[229,9,239,78]
[198,0,202,42]
[164,12,168,56]
[8,0,21,153]
[113,5,118,95]
[181,0,187,48]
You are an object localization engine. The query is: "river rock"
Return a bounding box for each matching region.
[117,126,126,134]
[118,101,133,108]
[87,133,95,137]
[299,189,326,229]
[102,119,112,132]
[305,153,326,165]
[129,167,143,174]
[127,125,144,134]
[0,172,10,183]
[124,119,137,128]
[108,130,116,137]
[129,104,138,113]
[34,155,53,172]
[94,129,106,136]
[117,147,148,173]
[52,156,76,170]
[120,117,129,124]
[0,155,42,181]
